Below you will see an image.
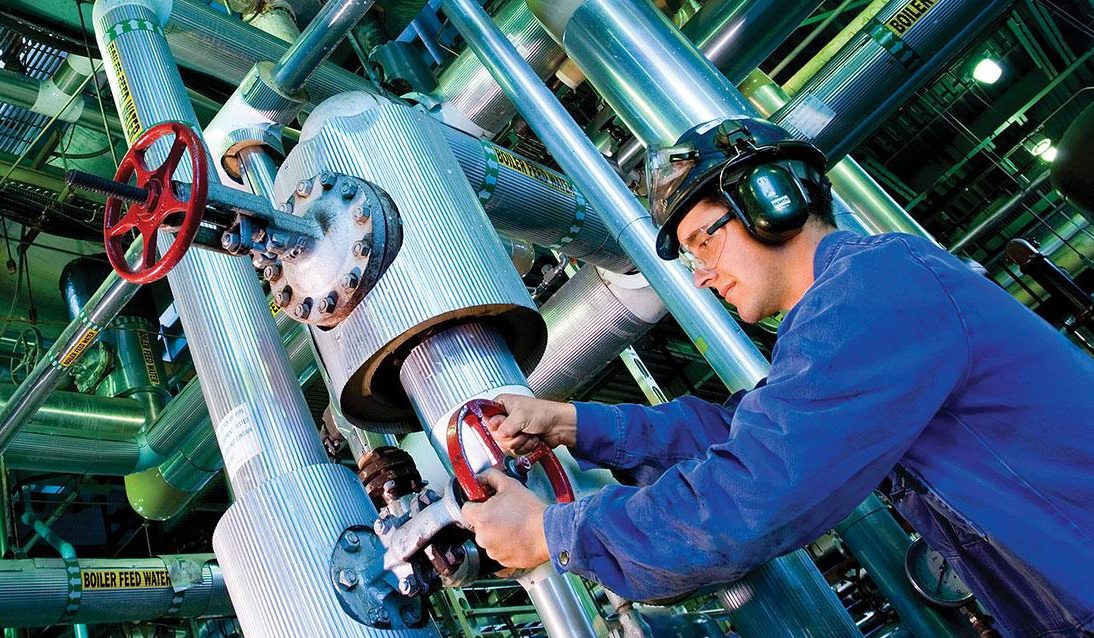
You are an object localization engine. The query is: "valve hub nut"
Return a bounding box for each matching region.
[318,292,338,314]
[340,272,360,291]
[263,263,282,282]
[274,287,293,308]
[293,300,312,319]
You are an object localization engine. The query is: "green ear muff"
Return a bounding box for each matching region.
[733,162,811,243]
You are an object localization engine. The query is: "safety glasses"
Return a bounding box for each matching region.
[678,209,736,273]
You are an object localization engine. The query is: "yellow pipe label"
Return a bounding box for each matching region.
[58,328,100,368]
[138,330,161,385]
[884,0,938,36]
[81,568,171,590]
[494,148,575,196]
[107,41,142,143]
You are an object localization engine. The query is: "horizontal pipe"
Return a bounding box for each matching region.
[0,554,231,627]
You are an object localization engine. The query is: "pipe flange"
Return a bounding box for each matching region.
[330,526,426,629]
[269,172,403,328]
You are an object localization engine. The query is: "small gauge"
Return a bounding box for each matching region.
[904,537,975,607]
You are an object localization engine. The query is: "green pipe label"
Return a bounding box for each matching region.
[81,568,171,590]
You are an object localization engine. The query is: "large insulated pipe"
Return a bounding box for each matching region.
[771,0,1013,163]
[835,495,977,638]
[0,554,231,627]
[0,57,121,132]
[439,1,858,636]
[433,0,567,137]
[399,323,599,638]
[92,1,421,635]
[528,267,665,400]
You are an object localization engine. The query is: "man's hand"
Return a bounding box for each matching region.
[485,394,577,455]
[462,469,550,569]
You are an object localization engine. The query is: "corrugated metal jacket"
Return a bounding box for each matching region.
[543,231,1094,637]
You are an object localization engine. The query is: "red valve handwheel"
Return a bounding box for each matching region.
[447,399,575,504]
[103,122,208,284]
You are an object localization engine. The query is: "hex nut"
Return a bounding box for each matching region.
[337,568,358,590]
[220,232,241,252]
[293,300,312,319]
[317,292,338,314]
[274,287,293,308]
[295,180,312,197]
[340,272,360,291]
[341,181,358,199]
[263,263,282,282]
[352,206,369,224]
[320,171,337,188]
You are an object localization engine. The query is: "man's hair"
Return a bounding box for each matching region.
[699,169,836,228]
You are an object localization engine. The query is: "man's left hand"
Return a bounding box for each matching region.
[461,469,550,569]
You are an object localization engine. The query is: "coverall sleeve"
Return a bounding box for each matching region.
[542,239,971,601]
[569,391,753,486]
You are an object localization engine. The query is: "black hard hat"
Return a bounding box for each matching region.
[648,117,827,259]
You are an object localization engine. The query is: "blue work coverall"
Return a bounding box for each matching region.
[543,231,1094,637]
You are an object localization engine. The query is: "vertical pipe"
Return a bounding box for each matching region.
[438,2,859,636]
[93,2,426,635]
[835,495,977,638]
[399,323,599,638]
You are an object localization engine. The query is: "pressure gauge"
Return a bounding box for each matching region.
[904,537,975,607]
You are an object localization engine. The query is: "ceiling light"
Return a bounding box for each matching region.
[1040,146,1058,162]
[1023,133,1052,157]
[973,58,1003,84]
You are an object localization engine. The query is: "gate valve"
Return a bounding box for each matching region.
[446,399,575,505]
[73,122,209,284]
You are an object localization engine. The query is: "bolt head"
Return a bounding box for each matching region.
[220,232,241,251]
[263,263,282,282]
[317,292,338,314]
[399,576,419,597]
[352,206,370,223]
[337,568,358,590]
[295,180,312,196]
[339,272,360,291]
[320,171,337,188]
[293,301,311,319]
[340,182,358,199]
[373,517,388,535]
[274,287,293,308]
[352,241,368,257]
[368,607,390,628]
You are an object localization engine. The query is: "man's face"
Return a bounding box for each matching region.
[675,199,786,323]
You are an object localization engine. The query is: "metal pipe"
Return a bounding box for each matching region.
[835,495,978,638]
[528,266,665,400]
[771,0,1013,163]
[433,0,567,137]
[681,0,826,84]
[529,0,755,149]
[444,0,768,391]
[0,554,230,627]
[439,3,858,636]
[269,0,376,94]
[782,0,889,97]
[399,323,599,638]
[93,2,417,635]
[0,265,140,456]
[949,172,1051,253]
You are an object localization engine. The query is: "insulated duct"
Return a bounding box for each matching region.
[0,554,231,627]
[528,267,665,400]
[771,0,1013,163]
[433,0,567,137]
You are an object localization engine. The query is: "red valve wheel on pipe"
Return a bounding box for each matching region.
[447,398,575,504]
[103,122,208,284]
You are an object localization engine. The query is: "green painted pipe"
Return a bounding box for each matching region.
[835,495,977,638]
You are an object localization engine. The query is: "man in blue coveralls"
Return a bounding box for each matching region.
[461,117,1094,637]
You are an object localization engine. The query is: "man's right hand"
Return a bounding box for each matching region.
[484,394,577,455]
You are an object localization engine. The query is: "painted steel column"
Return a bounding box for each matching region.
[835,495,977,638]
[771,0,1013,163]
[439,2,858,637]
[92,1,427,635]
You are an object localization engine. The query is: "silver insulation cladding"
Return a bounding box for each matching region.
[273,93,546,431]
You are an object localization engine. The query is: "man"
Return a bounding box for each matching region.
[462,117,1094,637]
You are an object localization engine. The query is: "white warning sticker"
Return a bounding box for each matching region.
[782,93,836,141]
[217,404,261,480]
